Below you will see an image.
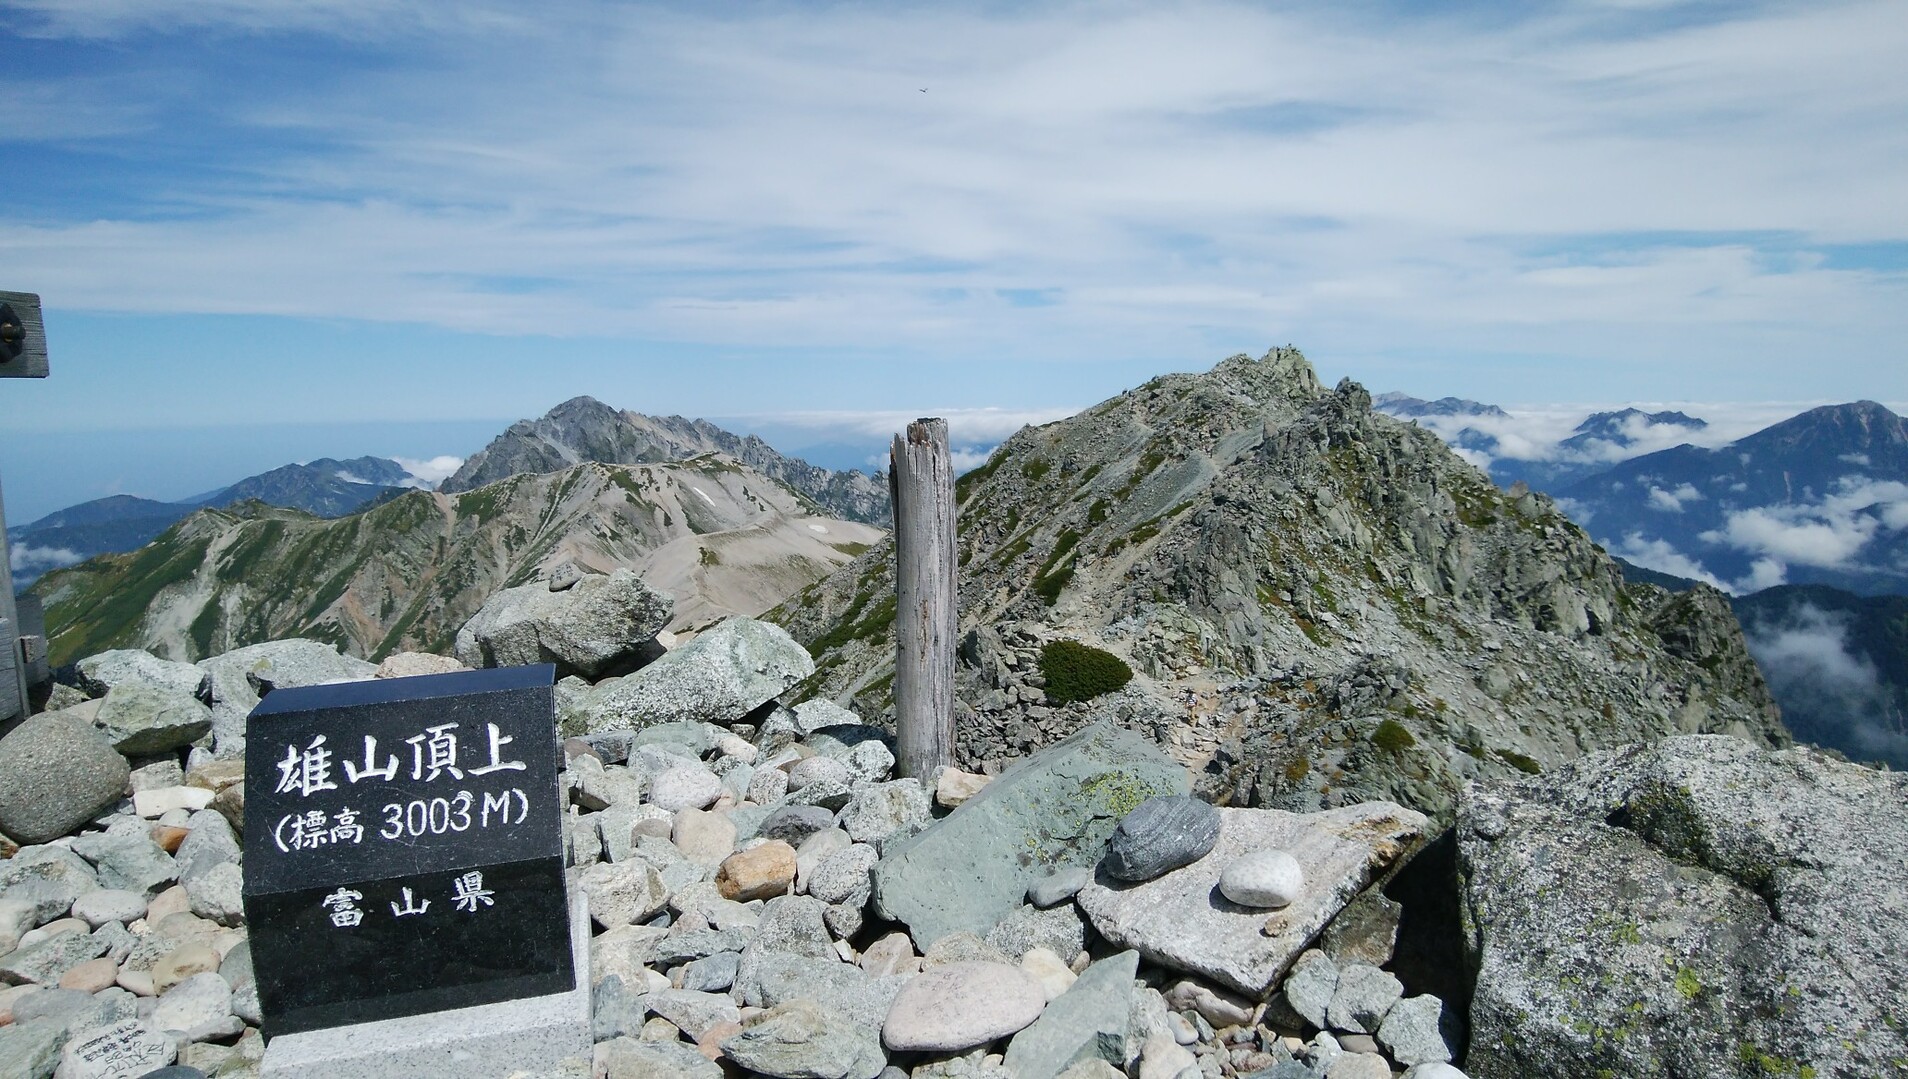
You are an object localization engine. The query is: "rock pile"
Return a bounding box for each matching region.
[0,619,1466,1079]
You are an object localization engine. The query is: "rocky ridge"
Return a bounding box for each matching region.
[30,456,880,668]
[770,349,1785,821]
[441,395,891,526]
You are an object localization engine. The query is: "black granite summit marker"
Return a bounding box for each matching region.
[241,665,572,1038]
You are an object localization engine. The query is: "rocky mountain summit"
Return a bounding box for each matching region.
[1,573,1898,1078]
[773,348,1784,821]
[442,395,890,526]
[30,455,878,669]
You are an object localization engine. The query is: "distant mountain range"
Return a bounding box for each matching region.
[7,456,425,582]
[1373,393,1710,492]
[1378,393,1908,598]
[31,456,880,667]
[1560,401,1908,595]
[9,402,890,588]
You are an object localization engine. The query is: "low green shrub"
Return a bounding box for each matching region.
[1039,640,1134,704]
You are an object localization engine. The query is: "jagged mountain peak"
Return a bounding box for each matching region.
[772,346,1783,822]
[440,397,889,525]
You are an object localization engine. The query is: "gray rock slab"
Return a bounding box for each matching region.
[91,685,213,757]
[679,951,740,993]
[69,824,178,896]
[591,975,648,1042]
[0,1020,63,1079]
[722,997,887,1079]
[580,617,813,732]
[986,903,1086,963]
[1075,802,1427,997]
[150,972,232,1040]
[872,722,1188,948]
[1459,735,1908,1079]
[0,712,131,846]
[1375,995,1455,1067]
[195,639,375,757]
[1325,964,1401,1035]
[10,987,135,1041]
[0,847,99,920]
[1282,950,1338,1030]
[734,953,906,1032]
[453,569,672,678]
[1003,950,1139,1079]
[644,988,738,1040]
[171,810,240,884]
[69,891,146,930]
[597,1036,721,1079]
[0,928,109,987]
[1102,796,1221,882]
[839,781,931,846]
[72,651,208,701]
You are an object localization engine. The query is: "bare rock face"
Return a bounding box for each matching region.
[1458,735,1908,1079]
[454,568,673,679]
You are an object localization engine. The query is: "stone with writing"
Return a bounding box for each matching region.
[240,665,573,1037]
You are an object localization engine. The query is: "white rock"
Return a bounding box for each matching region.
[648,764,721,813]
[935,768,991,809]
[1019,946,1078,1002]
[881,961,1047,1052]
[1219,849,1304,909]
[71,890,150,929]
[1137,1032,1197,1079]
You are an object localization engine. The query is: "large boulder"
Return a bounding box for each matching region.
[91,683,214,756]
[580,617,812,733]
[0,710,130,844]
[195,639,376,757]
[453,568,673,678]
[69,650,209,701]
[871,721,1187,948]
[1075,802,1426,997]
[1458,735,1908,1079]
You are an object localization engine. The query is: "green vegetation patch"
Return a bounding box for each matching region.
[1371,718,1417,754]
[1039,639,1134,704]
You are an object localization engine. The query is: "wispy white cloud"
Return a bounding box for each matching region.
[0,0,1904,402]
[1614,532,1727,590]
[1699,475,1908,570]
[9,543,84,575]
[393,455,464,486]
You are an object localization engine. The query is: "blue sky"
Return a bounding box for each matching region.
[2,0,1905,523]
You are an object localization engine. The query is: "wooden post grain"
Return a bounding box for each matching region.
[890,418,957,780]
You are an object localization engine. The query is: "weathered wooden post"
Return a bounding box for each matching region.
[1,292,50,726]
[890,417,957,779]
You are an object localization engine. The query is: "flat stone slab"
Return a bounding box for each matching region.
[872,721,1187,948]
[1075,802,1426,997]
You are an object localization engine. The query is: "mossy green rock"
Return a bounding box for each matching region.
[871,721,1187,947]
[1460,735,1908,1079]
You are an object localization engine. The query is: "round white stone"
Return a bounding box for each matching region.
[1219,849,1305,908]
